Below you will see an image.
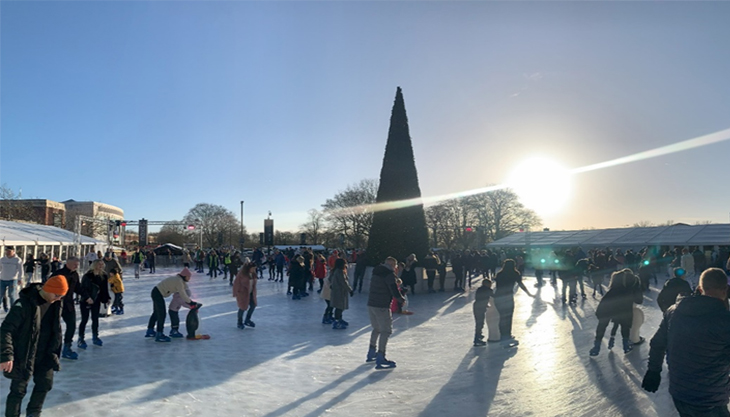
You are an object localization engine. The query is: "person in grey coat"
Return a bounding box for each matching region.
[330,258,353,330]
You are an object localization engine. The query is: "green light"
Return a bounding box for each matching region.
[554,259,560,264]
[643,260,650,265]
[540,259,546,264]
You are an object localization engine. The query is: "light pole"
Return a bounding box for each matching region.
[240,201,245,251]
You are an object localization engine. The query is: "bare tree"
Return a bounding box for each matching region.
[632,220,656,228]
[157,222,187,246]
[0,184,34,222]
[182,203,244,248]
[300,209,326,245]
[322,179,377,249]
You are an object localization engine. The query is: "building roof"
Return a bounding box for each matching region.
[0,220,102,246]
[486,223,730,248]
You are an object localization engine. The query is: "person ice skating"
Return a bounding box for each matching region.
[131,248,145,279]
[289,256,306,299]
[320,264,334,324]
[233,262,258,329]
[313,254,327,293]
[147,249,157,274]
[589,269,643,356]
[493,259,533,343]
[391,263,413,315]
[401,254,419,296]
[330,258,353,330]
[168,288,207,340]
[84,250,97,267]
[642,268,730,417]
[54,257,80,360]
[657,267,693,313]
[146,268,197,342]
[473,279,494,346]
[1,246,24,312]
[422,251,440,294]
[207,250,219,279]
[37,254,51,284]
[367,257,404,369]
[1,275,67,417]
[353,250,367,293]
[77,260,111,349]
[108,268,124,315]
[275,250,286,282]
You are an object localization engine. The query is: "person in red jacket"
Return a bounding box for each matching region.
[313,254,327,294]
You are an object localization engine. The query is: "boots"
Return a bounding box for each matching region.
[366,346,377,362]
[62,345,78,360]
[322,314,334,325]
[332,320,347,330]
[155,332,171,343]
[169,329,184,338]
[375,351,396,369]
[608,337,615,350]
[623,338,633,353]
[115,307,124,315]
[589,340,601,356]
[474,334,486,346]
[145,328,157,338]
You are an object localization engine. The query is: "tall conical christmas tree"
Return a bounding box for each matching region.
[366,87,430,265]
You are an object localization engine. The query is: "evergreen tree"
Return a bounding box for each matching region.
[367,87,430,265]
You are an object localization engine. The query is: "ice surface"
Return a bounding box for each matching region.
[0,266,682,416]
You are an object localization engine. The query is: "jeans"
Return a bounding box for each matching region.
[148,260,156,274]
[62,306,76,346]
[79,301,101,340]
[237,297,256,325]
[112,293,124,309]
[134,263,141,277]
[473,305,486,338]
[5,368,54,417]
[673,397,730,417]
[148,287,167,332]
[323,300,333,318]
[595,317,630,342]
[368,307,393,353]
[0,280,16,308]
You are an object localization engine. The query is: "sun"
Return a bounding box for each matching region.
[505,157,572,215]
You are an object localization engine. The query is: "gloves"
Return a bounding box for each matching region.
[641,370,661,393]
[189,301,202,310]
[350,291,355,297]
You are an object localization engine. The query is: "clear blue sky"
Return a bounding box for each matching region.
[2,1,730,233]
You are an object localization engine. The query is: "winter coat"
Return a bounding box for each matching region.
[80,270,111,305]
[156,275,192,303]
[182,253,193,264]
[681,254,695,276]
[131,251,145,264]
[38,259,51,277]
[320,275,332,301]
[648,295,730,407]
[313,258,327,279]
[55,266,80,314]
[233,270,257,310]
[1,284,62,381]
[368,264,403,309]
[474,285,493,313]
[657,278,692,313]
[421,255,440,271]
[208,254,219,268]
[595,281,643,323]
[330,269,352,311]
[108,272,124,294]
[169,286,193,312]
[400,261,419,286]
[289,262,305,287]
[103,258,122,276]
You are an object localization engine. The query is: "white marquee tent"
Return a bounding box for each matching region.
[486,223,730,249]
[0,220,103,260]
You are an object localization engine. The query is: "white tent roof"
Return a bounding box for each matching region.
[0,220,102,246]
[487,223,730,248]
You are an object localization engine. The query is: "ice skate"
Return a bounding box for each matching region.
[608,337,615,350]
[366,346,377,362]
[622,338,633,353]
[589,340,601,356]
[77,339,87,350]
[62,345,78,360]
[145,328,156,338]
[322,315,334,324]
[375,352,396,369]
[244,320,256,328]
[169,329,184,338]
[92,337,103,346]
[155,332,171,343]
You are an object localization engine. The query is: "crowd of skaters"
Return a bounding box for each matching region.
[4,241,730,416]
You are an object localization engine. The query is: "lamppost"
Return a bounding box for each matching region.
[240,201,245,251]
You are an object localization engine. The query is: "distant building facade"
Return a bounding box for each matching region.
[0,199,66,228]
[63,200,125,241]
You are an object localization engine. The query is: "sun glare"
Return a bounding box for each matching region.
[506,157,572,215]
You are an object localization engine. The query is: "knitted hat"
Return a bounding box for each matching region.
[179,268,192,279]
[43,275,69,296]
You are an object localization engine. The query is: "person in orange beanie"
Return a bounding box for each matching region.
[1,275,66,417]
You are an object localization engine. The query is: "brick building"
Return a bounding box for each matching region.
[0,199,66,228]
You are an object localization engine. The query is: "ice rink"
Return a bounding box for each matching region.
[1,265,682,417]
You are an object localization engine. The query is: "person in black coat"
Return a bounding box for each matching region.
[1,277,67,417]
[400,254,419,295]
[473,279,494,346]
[289,256,306,300]
[493,259,533,342]
[642,268,730,416]
[589,269,643,356]
[77,260,111,349]
[657,267,693,313]
[54,257,81,360]
[37,254,51,284]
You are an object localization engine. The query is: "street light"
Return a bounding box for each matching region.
[240,201,245,251]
